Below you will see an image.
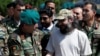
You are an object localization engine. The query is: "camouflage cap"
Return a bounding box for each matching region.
[20,9,40,25]
[56,9,74,20]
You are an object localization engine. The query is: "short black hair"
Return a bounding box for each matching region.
[45,0,55,5]
[11,2,23,9]
[39,8,53,17]
[74,3,84,8]
[15,0,24,6]
[7,2,15,8]
[83,1,97,11]
[44,0,55,8]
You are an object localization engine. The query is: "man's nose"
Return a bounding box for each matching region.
[41,19,45,23]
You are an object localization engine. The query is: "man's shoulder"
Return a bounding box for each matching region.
[1,18,13,28]
[9,32,18,40]
[34,29,44,34]
[2,17,12,22]
[76,29,88,40]
[94,22,100,34]
[33,29,44,38]
[74,29,87,36]
[51,26,59,33]
[76,29,86,35]
[0,25,8,36]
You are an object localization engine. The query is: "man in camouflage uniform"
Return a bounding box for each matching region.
[82,1,98,56]
[0,24,9,56]
[7,9,43,56]
[94,9,100,56]
[2,2,25,34]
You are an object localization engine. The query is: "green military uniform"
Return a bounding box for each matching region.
[2,17,20,34]
[82,24,95,41]
[82,21,97,56]
[93,9,100,56]
[7,9,44,56]
[82,21,99,56]
[0,24,9,56]
[93,22,100,56]
[7,29,43,56]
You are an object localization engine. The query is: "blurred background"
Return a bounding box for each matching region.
[0,0,100,16]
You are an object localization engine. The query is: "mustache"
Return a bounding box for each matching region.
[60,24,72,30]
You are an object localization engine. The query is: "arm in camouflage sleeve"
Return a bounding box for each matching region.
[7,33,21,56]
[0,25,9,55]
[32,29,44,50]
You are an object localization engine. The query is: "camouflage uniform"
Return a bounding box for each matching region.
[2,17,20,34]
[0,24,9,56]
[94,22,100,56]
[82,21,99,56]
[7,29,44,56]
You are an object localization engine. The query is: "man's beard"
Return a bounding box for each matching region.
[41,22,50,28]
[59,23,72,34]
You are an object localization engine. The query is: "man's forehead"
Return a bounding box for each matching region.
[15,5,21,9]
[41,13,49,16]
[74,7,82,11]
[83,4,92,9]
[73,8,82,12]
[47,3,55,7]
[8,7,13,9]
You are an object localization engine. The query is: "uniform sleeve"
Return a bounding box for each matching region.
[7,33,21,55]
[79,31,92,56]
[7,33,19,46]
[46,35,54,53]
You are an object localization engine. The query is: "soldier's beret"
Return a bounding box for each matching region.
[20,9,40,25]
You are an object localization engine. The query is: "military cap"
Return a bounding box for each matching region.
[20,9,40,25]
[56,9,74,20]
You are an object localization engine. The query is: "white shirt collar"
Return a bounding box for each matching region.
[47,23,54,31]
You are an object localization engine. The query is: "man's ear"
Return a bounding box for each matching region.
[93,10,96,15]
